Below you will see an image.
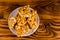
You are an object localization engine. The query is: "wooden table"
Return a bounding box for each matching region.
[0,0,60,40]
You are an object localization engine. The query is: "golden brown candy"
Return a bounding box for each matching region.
[9,17,16,28]
[9,5,38,37]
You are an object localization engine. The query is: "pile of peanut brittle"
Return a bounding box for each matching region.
[8,5,38,37]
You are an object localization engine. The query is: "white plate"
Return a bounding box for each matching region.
[8,7,40,37]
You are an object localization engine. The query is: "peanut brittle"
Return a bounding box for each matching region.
[8,5,39,37]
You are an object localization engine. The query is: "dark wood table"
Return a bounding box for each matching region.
[0,0,60,40]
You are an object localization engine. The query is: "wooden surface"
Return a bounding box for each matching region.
[0,0,60,40]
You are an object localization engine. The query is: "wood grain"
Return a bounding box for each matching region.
[0,0,60,40]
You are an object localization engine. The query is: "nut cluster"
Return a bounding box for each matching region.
[9,5,38,37]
